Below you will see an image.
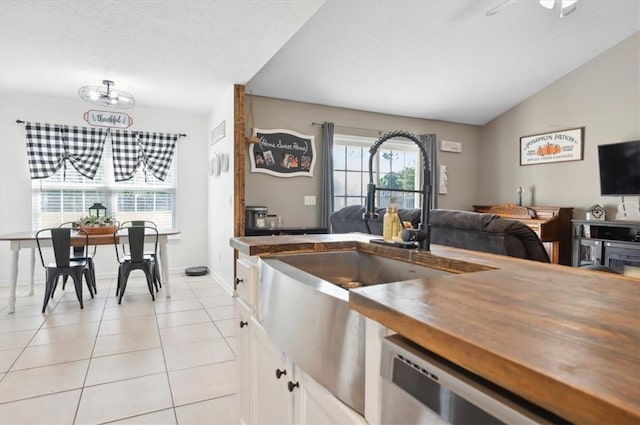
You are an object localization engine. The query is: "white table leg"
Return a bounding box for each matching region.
[159,237,171,298]
[29,248,35,295]
[8,244,19,314]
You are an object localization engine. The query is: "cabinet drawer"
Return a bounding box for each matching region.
[236,256,257,308]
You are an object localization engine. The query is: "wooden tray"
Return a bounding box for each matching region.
[80,226,118,235]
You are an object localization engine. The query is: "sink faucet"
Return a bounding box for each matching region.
[363,130,433,251]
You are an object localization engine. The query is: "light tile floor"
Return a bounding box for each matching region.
[0,273,239,424]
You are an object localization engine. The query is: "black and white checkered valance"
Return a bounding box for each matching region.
[110,130,178,182]
[25,122,107,179]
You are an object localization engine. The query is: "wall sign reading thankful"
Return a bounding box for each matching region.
[84,110,133,128]
[249,128,315,177]
[520,127,584,166]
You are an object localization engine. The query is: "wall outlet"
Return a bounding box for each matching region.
[304,196,316,206]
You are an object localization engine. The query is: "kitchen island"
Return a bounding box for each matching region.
[231,233,640,424]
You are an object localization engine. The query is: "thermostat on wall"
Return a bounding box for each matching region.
[441,140,462,153]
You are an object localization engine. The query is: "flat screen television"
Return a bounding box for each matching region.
[598,140,640,196]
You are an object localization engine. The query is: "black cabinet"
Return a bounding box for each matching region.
[572,220,640,274]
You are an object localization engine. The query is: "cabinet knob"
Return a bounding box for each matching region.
[235,277,244,285]
[288,381,299,392]
[239,321,248,328]
[275,368,287,379]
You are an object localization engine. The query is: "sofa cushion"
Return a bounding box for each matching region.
[329,205,422,235]
[430,209,550,263]
[329,207,550,263]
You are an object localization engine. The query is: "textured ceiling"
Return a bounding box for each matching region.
[248,0,640,125]
[1,0,638,125]
[0,0,324,113]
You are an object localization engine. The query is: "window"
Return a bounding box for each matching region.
[32,142,177,229]
[332,134,421,211]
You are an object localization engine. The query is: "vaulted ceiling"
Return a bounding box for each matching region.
[1,0,638,126]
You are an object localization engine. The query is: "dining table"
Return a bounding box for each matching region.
[0,228,180,313]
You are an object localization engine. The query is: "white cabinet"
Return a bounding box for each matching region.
[237,299,253,425]
[251,315,295,425]
[236,253,258,308]
[236,253,259,425]
[295,368,368,425]
[235,255,367,425]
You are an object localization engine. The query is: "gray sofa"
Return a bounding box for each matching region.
[329,205,421,236]
[329,206,550,263]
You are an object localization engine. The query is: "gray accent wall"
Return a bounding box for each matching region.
[245,96,482,228]
[247,33,639,225]
[478,33,640,219]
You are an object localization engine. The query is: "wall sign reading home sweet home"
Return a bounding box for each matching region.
[249,128,315,177]
[520,127,584,166]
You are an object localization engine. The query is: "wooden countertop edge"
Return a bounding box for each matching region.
[230,234,640,423]
[349,285,639,425]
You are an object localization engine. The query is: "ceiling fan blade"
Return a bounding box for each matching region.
[539,0,556,9]
[486,0,514,16]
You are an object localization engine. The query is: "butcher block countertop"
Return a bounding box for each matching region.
[230,234,640,424]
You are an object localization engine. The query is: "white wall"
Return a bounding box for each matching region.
[207,86,236,293]
[0,94,209,284]
[245,96,482,227]
[478,33,640,218]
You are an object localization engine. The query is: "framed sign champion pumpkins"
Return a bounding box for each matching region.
[520,127,584,166]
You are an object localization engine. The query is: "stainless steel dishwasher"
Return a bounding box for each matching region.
[380,335,567,425]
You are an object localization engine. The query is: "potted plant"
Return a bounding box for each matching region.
[76,215,118,234]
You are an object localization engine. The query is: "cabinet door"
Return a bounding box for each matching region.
[577,239,603,266]
[237,299,252,425]
[294,369,367,425]
[250,316,293,425]
[236,255,257,308]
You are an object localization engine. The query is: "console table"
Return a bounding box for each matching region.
[473,205,573,265]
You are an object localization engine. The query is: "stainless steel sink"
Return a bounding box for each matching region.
[258,250,455,415]
[272,250,452,290]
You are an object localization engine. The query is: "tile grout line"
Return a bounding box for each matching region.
[154,277,188,424]
[72,278,112,425]
[1,275,239,424]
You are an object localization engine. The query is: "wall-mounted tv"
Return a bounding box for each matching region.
[598,140,640,196]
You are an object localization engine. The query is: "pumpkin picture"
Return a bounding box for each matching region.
[536,143,561,156]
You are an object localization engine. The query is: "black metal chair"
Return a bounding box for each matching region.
[36,228,94,313]
[119,220,161,291]
[120,220,158,229]
[59,222,97,294]
[113,226,159,304]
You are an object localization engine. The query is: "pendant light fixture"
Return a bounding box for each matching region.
[78,80,135,109]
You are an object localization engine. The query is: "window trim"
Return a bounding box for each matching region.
[31,141,177,230]
[332,133,422,211]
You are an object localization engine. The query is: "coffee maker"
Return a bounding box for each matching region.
[245,206,268,229]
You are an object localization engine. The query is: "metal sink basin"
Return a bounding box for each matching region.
[271,250,452,290]
[258,250,456,415]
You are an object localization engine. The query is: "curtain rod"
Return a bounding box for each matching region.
[16,120,187,137]
[311,121,391,135]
